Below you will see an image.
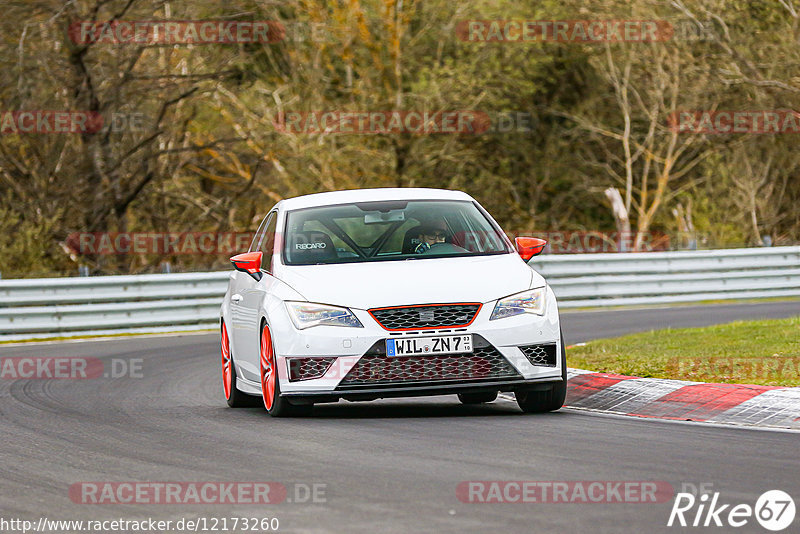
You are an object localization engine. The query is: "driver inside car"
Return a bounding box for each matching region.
[414,220,449,254]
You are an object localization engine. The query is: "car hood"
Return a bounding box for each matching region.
[276,253,544,310]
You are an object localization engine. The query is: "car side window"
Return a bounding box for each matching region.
[249,214,271,253]
[259,212,278,273]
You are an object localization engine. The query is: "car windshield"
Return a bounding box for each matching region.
[282,200,512,265]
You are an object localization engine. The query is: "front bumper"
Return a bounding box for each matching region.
[270,287,562,397]
[281,376,561,403]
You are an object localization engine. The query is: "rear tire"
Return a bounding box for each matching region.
[221,321,261,408]
[515,332,567,413]
[458,391,498,404]
[260,322,312,417]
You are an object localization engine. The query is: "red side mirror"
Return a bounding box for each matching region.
[230,251,263,281]
[515,237,547,261]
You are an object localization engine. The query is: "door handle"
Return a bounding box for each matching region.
[231,294,243,304]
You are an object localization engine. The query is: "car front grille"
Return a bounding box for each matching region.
[519,343,558,367]
[368,303,481,331]
[337,344,521,387]
[287,357,336,381]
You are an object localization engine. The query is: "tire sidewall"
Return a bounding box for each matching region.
[223,320,261,408]
[516,331,567,413]
[260,322,278,412]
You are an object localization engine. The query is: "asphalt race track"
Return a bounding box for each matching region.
[1,300,799,533]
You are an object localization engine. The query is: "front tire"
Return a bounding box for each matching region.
[515,333,567,413]
[221,321,260,408]
[260,322,312,417]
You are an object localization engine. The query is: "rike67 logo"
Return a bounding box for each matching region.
[668,487,795,531]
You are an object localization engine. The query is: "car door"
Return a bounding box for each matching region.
[230,210,280,381]
[228,211,269,364]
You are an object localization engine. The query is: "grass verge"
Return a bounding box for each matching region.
[568,316,800,386]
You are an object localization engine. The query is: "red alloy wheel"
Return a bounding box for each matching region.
[221,323,232,400]
[260,324,276,410]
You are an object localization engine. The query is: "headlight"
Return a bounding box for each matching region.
[285,301,364,329]
[490,287,547,320]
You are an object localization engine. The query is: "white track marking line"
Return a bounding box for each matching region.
[569,377,689,413]
[562,406,800,433]
[0,329,215,348]
[709,388,800,427]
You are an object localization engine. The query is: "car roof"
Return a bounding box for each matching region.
[277,188,474,211]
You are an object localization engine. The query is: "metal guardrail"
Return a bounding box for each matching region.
[0,272,229,341]
[531,246,800,307]
[1,247,798,341]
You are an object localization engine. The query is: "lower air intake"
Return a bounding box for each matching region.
[287,357,336,381]
[519,343,558,367]
[337,345,520,387]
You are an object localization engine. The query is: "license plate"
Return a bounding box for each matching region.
[386,335,473,357]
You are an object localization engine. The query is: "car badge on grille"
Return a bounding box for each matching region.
[419,309,435,322]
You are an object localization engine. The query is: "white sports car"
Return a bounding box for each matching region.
[220,188,565,416]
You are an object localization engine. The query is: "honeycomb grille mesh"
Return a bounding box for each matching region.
[369,304,480,330]
[287,357,336,381]
[519,344,558,367]
[338,346,520,386]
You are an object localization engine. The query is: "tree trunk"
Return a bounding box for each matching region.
[604,187,631,252]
